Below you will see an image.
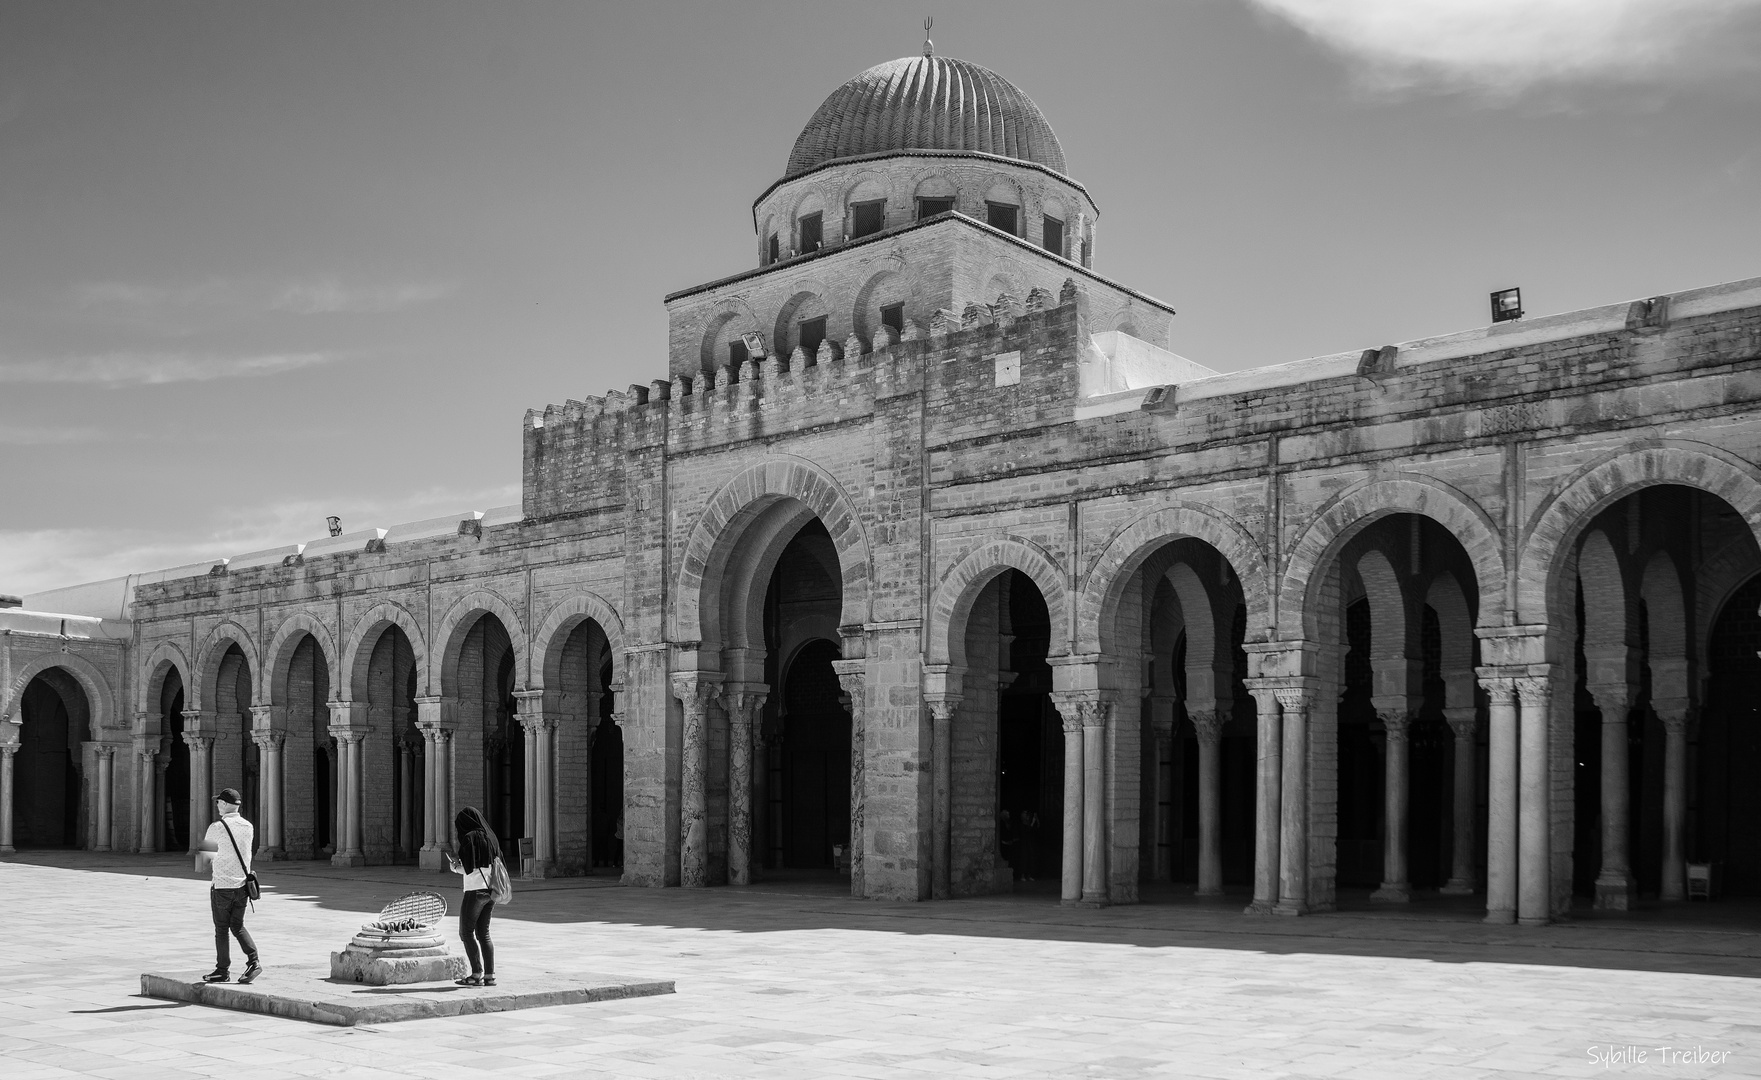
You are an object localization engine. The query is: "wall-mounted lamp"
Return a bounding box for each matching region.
[326,516,343,537]
[740,331,768,360]
[1490,287,1523,323]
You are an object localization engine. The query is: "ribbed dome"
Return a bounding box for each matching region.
[785,54,1066,179]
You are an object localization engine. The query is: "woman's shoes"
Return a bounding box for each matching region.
[455,974,483,987]
[482,975,496,987]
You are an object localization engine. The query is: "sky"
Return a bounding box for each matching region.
[3,0,1759,599]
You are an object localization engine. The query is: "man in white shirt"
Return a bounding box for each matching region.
[195,788,261,984]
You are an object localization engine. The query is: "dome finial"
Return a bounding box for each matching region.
[923,16,933,57]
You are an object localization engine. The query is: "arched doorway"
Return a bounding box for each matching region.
[759,520,849,876]
[1312,513,1485,911]
[448,615,522,850]
[159,668,190,852]
[363,626,420,863]
[277,634,329,860]
[545,614,620,876]
[14,668,91,847]
[1703,573,1761,896]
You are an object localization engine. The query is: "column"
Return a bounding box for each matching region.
[1515,677,1551,925]
[1441,707,1480,894]
[348,732,365,864]
[1659,708,1690,902]
[1274,689,1310,915]
[185,733,214,851]
[1080,698,1110,906]
[725,686,767,886]
[1245,687,1282,914]
[1059,709,1084,904]
[94,746,115,851]
[1590,686,1636,911]
[253,731,285,859]
[1371,710,1412,903]
[398,737,414,856]
[154,752,170,852]
[832,660,866,898]
[1148,697,1176,882]
[325,738,339,853]
[437,729,454,853]
[1479,676,1517,923]
[330,724,364,867]
[671,672,720,888]
[513,690,550,878]
[926,699,957,901]
[1191,711,1226,897]
[1,743,17,854]
[138,748,158,853]
[416,695,448,870]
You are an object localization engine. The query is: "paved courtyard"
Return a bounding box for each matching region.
[3,852,1757,1079]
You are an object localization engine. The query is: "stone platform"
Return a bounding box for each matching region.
[141,966,674,1027]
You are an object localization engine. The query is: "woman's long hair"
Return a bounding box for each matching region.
[453,806,501,860]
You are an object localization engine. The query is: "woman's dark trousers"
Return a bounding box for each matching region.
[460,889,495,975]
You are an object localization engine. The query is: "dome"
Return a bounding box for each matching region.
[785,53,1067,180]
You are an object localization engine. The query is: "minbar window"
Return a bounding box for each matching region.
[881,303,904,336]
[798,212,822,255]
[767,233,779,264]
[986,202,1018,235]
[729,338,750,367]
[916,196,954,220]
[850,200,885,239]
[1042,215,1064,256]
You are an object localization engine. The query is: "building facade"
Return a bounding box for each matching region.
[6,47,1760,924]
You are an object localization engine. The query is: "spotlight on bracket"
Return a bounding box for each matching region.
[326,516,343,537]
[1490,287,1524,323]
[740,331,768,360]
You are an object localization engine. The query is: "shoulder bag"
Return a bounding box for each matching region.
[487,852,513,905]
[219,818,262,902]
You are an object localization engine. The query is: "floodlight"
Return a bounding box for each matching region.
[741,331,768,359]
[327,516,343,537]
[1491,287,1523,323]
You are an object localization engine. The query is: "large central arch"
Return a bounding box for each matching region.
[675,455,873,651]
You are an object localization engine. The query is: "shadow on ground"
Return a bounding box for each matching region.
[13,850,1760,981]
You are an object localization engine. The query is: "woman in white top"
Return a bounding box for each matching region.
[445,806,500,986]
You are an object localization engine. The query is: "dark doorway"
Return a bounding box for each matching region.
[780,639,850,869]
[15,671,87,848]
[997,570,1057,882]
[160,670,189,852]
[592,712,624,869]
[1702,572,1761,896]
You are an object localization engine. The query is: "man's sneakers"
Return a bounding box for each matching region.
[202,969,230,983]
[239,960,263,985]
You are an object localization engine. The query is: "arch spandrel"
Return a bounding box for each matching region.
[339,601,428,702]
[3,650,115,736]
[1076,502,1266,656]
[927,536,1068,668]
[675,455,873,649]
[1280,476,1505,641]
[192,620,261,712]
[533,590,626,690]
[1517,441,1761,625]
[433,588,529,697]
[263,610,340,706]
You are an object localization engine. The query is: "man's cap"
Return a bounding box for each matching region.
[215,788,242,805]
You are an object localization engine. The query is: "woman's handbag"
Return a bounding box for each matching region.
[488,855,513,905]
[219,819,261,902]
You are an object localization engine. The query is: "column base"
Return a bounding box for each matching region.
[1518,915,1551,926]
[1194,885,1224,898]
[0,846,14,856]
[331,852,366,868]
[418,847,448,871]
[1594,874,1636,911]
[1076,896,1109,908]
[1483,908,1515,925]
[1243,900,1276,915]
[94,844,111,853]
[1439,879,1476,895]
[1370,882,1412,903]
[258,848,287,862]
[1272,900,1309,916]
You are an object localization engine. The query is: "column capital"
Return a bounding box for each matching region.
[1189,710,1225,745]
[1273,687,1313,715]
[1444,707,1480,739]
[830,659,865,701]
[1475,672,1517,705]
[0,743,15,759]
[723,683,769,725]
[1513,677,1551,707]
[251,729,287,750]
[96,744,117,761]
[1586,682,1633,720]
[249,705,277,730]
[1657,705,1692,738]
[670,671,722,718]
[1049,692,1112,729]
[923,695,960,723]
[182,731,214,751]
[1376,709,1413,740]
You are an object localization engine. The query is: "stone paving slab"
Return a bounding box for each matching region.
[4,853,1759,1077]
[140,967,675,1026]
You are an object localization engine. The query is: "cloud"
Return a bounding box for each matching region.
[0,349,347,386]
[0,422,105,445]
[1246,0,1761,97]
[1,483,520,599]
[271,278,455,315]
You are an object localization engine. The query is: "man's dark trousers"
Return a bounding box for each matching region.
[210,885,258,973]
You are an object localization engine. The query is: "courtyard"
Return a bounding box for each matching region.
[2,852,1756,1079]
